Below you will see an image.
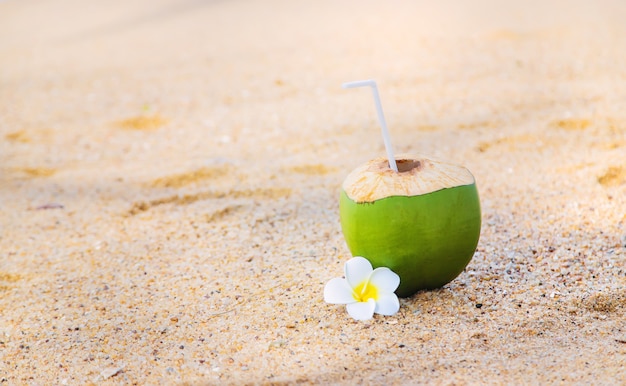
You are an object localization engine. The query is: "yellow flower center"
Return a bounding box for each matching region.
[353,280,379,302]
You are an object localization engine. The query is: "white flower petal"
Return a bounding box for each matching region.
[324,278,356,304]
[374,293,400,316]
[369,267,400,294]
[346,298,376,321]
[344,257,373,289]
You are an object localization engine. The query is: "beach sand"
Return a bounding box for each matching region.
[1,0,625,384]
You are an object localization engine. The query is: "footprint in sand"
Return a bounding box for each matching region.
[150,166,231,188]
[115,115,168,130]
[598,166,626,187]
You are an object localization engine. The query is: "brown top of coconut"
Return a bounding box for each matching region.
[342,154,476,203]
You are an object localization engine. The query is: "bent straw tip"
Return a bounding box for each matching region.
[342,79,376,89]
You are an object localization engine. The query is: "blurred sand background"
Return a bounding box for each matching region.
[1,0,625,384]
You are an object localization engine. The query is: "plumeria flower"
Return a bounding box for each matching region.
[324,256,400,321]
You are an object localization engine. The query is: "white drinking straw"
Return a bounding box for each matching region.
[342,79,398,172]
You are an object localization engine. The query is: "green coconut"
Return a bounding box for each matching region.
[340,154,481,298]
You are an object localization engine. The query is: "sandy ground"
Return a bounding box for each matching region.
[1,0,626,384]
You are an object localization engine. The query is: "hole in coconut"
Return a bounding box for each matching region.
[396,159,422,173]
